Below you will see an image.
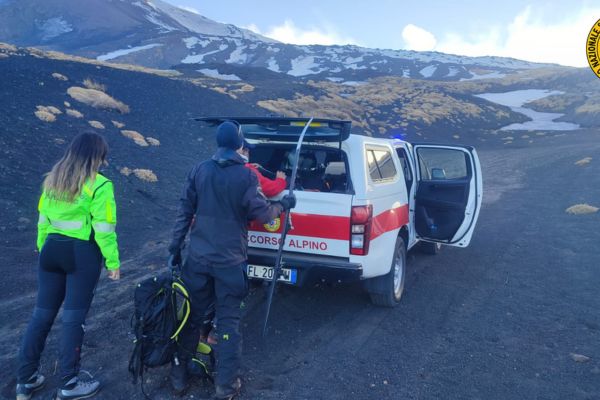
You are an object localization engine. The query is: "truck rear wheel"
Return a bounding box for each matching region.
[367,237,406,307]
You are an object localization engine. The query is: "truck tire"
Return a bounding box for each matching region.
[420,241,442,255]
[367,237,406,307]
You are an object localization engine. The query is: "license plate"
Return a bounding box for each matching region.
[247,265,297,284]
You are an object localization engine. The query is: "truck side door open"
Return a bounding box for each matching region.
[412,145,482,247]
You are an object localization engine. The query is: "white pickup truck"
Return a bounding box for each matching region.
[202,117,483,307]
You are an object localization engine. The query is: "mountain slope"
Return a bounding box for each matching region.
[0,0,556,80]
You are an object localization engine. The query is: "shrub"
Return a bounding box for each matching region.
[146,137,160,146]
[66,109,84,118]
[36,105,62,115]
[83,78,107,92]
[34,110,56,122]
[0,43,17,52]
[121,130,148,146]
[52,72,68,81]
[133,169,158,182]
[575,157,592,166]
[566,204,599,214]
[67,86,130,114]
[112,120,125,128]
[88,120,105,129]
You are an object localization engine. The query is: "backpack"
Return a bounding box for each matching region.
[128,272,190,387]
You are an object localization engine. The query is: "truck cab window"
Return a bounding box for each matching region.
[367,148,397,182]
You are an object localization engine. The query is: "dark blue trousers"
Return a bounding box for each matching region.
[177,259,248,387]
[17,234,102,385]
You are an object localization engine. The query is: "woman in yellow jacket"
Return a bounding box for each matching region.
[16,132,120,400]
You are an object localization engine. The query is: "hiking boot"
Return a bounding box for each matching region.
[215,377,241,400]
[170,359,189,394]
[16,371,45,400]
[57,376,100,400]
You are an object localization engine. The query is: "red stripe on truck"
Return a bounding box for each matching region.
[249,203,409,243]
[370,204,409,241]
[249,213,350,240]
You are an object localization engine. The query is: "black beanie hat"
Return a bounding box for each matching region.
[216,121,243,150]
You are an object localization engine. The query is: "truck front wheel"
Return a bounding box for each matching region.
[366,237,406,307]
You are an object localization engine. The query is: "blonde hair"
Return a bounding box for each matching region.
[43,132,108,201]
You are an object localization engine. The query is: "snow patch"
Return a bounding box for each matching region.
[419,65,437,78]
[342,81,367,86]
[198,68,241,81]
[460,70,506,81]
[344,56,363,64]
[37,17,73,41]
[183,37,211,49]
[288,56,325,77]
[447,66,460,77]
[97,44,163,61]
[326,77,344,82]
[181,44,228,63]
[226,44,248,64]
[475,89,579,131]
[267,57,280,72]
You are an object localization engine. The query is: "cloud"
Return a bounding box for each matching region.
[401,24,437,51]
[262,19,358,46]
[242,23,261,34]
[436,6,599,67]
[178,5,200,14]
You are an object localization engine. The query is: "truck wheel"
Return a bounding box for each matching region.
[368,237,406,307]
[420,241,442,255]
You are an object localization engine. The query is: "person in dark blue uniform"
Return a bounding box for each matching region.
[168,121,295,399]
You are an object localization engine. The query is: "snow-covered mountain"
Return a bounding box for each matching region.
[0,0,557,81]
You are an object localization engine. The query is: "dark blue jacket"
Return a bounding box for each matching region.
[170,148,283,266]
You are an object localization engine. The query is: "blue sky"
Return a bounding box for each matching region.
[164,0,599,67]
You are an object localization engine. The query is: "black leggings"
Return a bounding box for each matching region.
[17,234,102,384]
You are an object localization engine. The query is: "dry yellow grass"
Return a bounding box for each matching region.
[566,204,599,215]
[112,120,125,129]
[34,110,56,122]
[67,86,130,114]
[66,109,83,118]
[121,130,149,146]
[239,84,254,92]
[133,169,158,182]
[575,157,592,166]
[83,78,107,92]
[146,137,160,146]
[88,120,105,129]
[52,72,68,81]
[0,43,17,52]
[36,105,62,115]
[18,45,182,76]
[120,167,132,176]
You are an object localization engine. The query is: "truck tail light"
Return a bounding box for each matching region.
[350,205,373,255]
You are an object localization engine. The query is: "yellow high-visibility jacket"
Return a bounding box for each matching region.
[37,173,120,270]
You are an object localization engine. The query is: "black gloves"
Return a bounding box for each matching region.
[168,248,182,268]
[279,194,296,211]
